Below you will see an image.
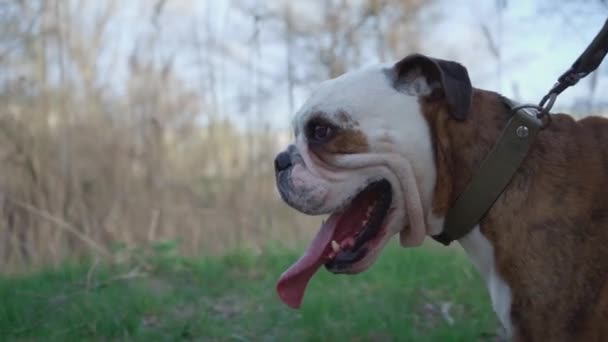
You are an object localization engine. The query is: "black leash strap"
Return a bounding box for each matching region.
[537,18,608,126]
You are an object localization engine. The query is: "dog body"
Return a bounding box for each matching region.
[274,54,608,341]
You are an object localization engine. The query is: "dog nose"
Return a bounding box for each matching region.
[274,151,292,172]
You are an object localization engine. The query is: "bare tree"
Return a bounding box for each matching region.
[0,0,437,271]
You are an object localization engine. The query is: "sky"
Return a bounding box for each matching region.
[95,0,608,129]
[428,0,607,109]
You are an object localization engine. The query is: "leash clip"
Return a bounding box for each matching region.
[534,19,608,130]
[536,91,556,129]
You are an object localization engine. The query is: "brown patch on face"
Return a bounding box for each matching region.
[318,128,369,154]
[422,88,608,340]
[305,110,368,156]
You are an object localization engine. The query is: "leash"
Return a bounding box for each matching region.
[433,19,608,245]
[535,18,608,128]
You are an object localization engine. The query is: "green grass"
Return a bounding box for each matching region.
[0,243,499,341]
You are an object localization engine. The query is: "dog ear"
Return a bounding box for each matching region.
[391,53,472,121]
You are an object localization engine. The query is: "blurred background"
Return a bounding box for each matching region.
[0,0,607,340]
[1,0,606,271]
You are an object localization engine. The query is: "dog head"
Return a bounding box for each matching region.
[274,54,472,308]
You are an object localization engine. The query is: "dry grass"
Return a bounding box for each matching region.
[0,72,318,272]
[0,0,434,271]
[0,104,318,271]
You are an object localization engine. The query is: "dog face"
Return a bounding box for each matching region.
[274,54,472,308]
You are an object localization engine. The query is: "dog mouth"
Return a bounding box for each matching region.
[276,179,393,309]
[324,180,392,272]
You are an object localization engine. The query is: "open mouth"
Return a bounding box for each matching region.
[276,179,393,308]
[324,180,392,272]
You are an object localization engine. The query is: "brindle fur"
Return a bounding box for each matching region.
[422,90,608,341]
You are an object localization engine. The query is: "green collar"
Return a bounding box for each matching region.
[432,104,543,245]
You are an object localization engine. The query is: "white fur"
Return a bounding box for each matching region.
[459,226,513,337]
[428,215,513,335]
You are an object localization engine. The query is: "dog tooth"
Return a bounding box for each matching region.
[331,240,341,253]
[342,237,355,249]
[366,205,374,218]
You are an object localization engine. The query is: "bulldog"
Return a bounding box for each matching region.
[273,53,608,341]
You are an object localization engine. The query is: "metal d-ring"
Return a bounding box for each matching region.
[510,103,549,130]
[536,92,556,129]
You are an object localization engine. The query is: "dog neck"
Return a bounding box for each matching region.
[422,89,512,237]
[420,89,513,217]
[421,89,515,334]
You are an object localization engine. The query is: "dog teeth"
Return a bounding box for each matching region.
[342,237,355,249]
[366,205,374,218]
[331,240,341,253]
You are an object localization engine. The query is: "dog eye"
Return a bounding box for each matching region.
[313,125,332,141]
[305,118,338,144]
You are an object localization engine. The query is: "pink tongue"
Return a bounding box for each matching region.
[276,214,339,308]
